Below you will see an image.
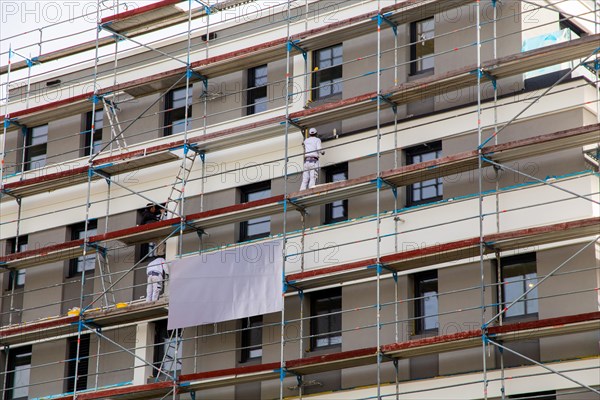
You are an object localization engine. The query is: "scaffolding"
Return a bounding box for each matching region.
[0,0,599,399]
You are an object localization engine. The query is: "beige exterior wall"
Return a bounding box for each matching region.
[1,1,598,398]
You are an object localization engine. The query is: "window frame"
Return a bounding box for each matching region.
[312,44,343,101]
[310,287,342,350]
[499,253,539,320]
[240,315,263,362]
[247,64,268,115]
[406,141,442,206]
[6,236,28,289]
[239,181,271,242]
[410,17,435,75]
[414,270,439,335]
[4,345,32,400]
[164,86,192,136]
[66,335,90,393]
[559,13,585,37]
[68,220,98,277]
[24,125,48,171]
[324,163,348,224]
[83,109,104,156]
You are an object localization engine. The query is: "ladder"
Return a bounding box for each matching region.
[96,248,117,308]
[156,329,183,381]
[165,144,202,219]
[101,96,127,152]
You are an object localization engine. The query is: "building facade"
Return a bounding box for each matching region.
[0,0,599,399]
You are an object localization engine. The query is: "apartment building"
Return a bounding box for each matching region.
[0,0,599,399]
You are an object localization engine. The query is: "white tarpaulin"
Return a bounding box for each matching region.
[167,240,283,330]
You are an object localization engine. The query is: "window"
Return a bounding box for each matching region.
[24,125,48,171]
[559,13,585,38]
[153,320,182,378]
[410,18,434,75]
[414,270,438,334]
[83,110,103,156]
[312,44,343,100]
[247,65,268,115]
[69,220,97,276]
[500,253,538,319]
[241,315,262,362]
[406,141,442,206]
[4,345,32,400]
[508,390,556,400]
[6,236,28,289]
[325,163,348,224]
[66,335,90,393]
[239,182,271,242]
[164,86,192,136]
[310,287,342,349]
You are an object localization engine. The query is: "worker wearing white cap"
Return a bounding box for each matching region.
[300,128,325,190]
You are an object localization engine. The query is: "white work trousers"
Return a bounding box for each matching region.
[300,160,319,190]
[146,275,163,302]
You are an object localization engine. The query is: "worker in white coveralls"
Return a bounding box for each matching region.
[300,128,325,190]
[146,257,169,302]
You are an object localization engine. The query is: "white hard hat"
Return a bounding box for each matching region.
[309,128,317,135]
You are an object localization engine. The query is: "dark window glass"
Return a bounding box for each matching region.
[239,182,271,242]
[247,65,268,115]
[4,345,32,400]
[508,390,556,400]
[310,287,342,349]
[69,220,97,276]
[66,335,90,393]
[84,109,103,156]
[406,141,442,206]
[410,17,435,75]
[6,236,28,289]
[164,87,192,136]
[325,163,348,224]
[241,315,263,362]
[24,125,48,171]
[414,270,438,334]
[312,44,343,100]
[500,253,538,319]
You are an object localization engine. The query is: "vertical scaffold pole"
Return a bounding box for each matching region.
[491,0,501,234]
[170,1,196,397]
[280,2,294,398]
[8,198,22,327]
[2,45,15,327]
[1,45,12,196]
[596,0,599,125]
[73,2,103,395]
[389,5,401,395]
[476,1,489,400]
[491,2,505,399]
[199,0,211,217]
[376,5,383,399]
[496,250,506,400]
[178,0,194,259]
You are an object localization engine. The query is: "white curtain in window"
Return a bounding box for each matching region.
[168,240,283,329]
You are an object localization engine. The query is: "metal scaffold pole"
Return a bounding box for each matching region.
[376,3,384,398]
[0,44,24,329]
[72,2,104,396]
[475,1,489,399]
[280,1,294,398]
[0,44,11,221]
